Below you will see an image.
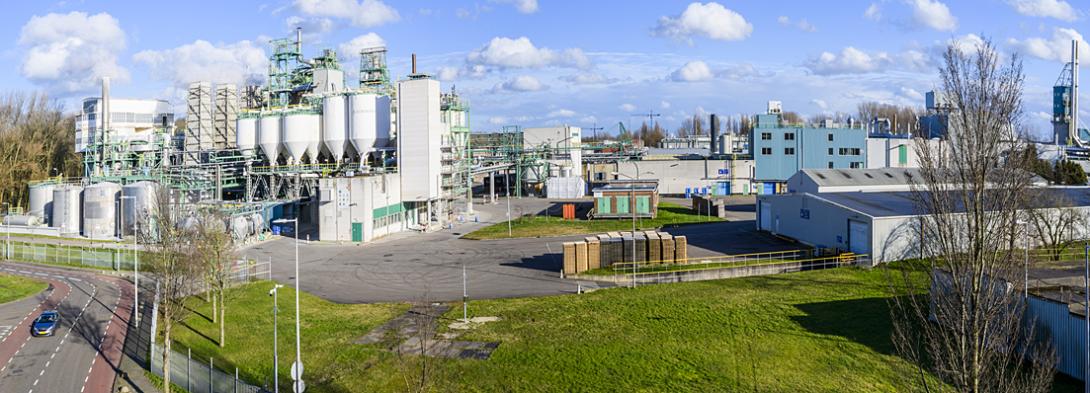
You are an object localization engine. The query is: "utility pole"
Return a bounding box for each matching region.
[586,123,604,141]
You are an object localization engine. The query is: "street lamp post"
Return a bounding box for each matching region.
[273,218,302,393]
[611,170,653,289]
[462,263,468,323]
[120,195,138,325]
[1084,243,1089,393]
[506,170,512,237]
[269,283,284,393]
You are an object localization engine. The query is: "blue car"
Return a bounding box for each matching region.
[31,310,59,337]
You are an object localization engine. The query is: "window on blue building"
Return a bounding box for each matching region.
[785,133,795,140]
[828,162,834,168]
[761,132,772,140]
[827,133,833,141]
[761,147,772,155]
[785,147,795,155]
[827,148,833,155]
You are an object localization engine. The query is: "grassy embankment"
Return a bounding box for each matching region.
[170,265,971,392]
[0,273,47,304]
[462,202,721,240]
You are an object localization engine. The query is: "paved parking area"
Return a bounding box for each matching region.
[242,197,799,303]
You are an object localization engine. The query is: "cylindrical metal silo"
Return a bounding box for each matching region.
[83,182,121,240]
[282,111,320,165]
[121,181,158,237]
[258,112,282,165]
[322,95,348,163]
[28,182,55,225]
[237,113,258,156]
[52,185,82,234]
[250,212,264,234]
[231,215,250,240]
[349,93,378,162]
[375,95,391,149]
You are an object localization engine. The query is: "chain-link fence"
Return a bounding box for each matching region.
[0,239,137,270]
[151,342,268,393]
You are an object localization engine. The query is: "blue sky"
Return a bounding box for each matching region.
[4,0,1090,138]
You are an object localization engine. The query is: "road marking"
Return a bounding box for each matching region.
[0,326,11,341]
[27,278,97,391]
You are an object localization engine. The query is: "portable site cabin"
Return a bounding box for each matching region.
[591,180,659,219]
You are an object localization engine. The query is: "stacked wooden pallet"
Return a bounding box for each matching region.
[562,231,689,275]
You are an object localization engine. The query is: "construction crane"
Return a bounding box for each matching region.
[585,123,604,140]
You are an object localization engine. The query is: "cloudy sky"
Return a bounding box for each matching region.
[4,0,1090,138]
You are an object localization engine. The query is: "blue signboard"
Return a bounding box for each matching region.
[717,168,730,175]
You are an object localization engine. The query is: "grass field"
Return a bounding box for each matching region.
[0,272,47,304]
[462,202,722,240]
[172,265,982,392]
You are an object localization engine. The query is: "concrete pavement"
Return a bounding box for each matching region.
[244,197,799,303]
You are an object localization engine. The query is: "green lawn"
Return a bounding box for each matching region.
[167,282,408,392]
[172,266,968,392]
[0,272,47,304]
[463,202,722,240]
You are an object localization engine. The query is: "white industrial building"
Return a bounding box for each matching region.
[523,125,583,175]
[587,159,755,195]
[75,96,173,153]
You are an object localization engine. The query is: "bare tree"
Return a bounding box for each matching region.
[1025,191,1087,261]
[143,190,203,393]
[195,209,236,347]
[889,38,1055,393]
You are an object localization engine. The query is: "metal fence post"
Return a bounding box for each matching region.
[210,358,214,393]
[188,348,192,392]
[234,367,239,393]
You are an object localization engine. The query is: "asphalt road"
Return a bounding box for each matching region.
[243,198,798,303]
[0,263,132,393]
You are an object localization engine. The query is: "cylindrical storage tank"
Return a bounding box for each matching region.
[2,215,42,226]
[250,213,264,234]
[28,182,55,225]
[282,111,320,165]
[83,182,121,240]
[349,93,378,162]
[230,215,250,240]
[121,181,158,237]
[257,112,282,165]
[322,95,348,163]
[52,185,82,234]
[375,95,391,150]
[237,113,258,156]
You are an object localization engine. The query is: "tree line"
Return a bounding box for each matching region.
[0,92,81,212]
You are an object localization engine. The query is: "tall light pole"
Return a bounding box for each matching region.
[462,263,468,323]
[612,171,651,289]
[269,283,284,393]
[2,202,9,260]
[506,170,512,237]
[1084,243,1089,393]
[120,195,138,325]
[273,218,302,393]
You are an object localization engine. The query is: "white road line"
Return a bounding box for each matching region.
[26,279,97,390]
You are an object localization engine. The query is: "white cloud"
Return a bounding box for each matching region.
[777,15,816,32]
[670,60,714,82]
[864,3,882,21]
[811,99,828,110]
[338,33,385,58]
[806,47,891,75]
[286,16,333,40]
[1007,0,1077,21]
[1008,28,1089,63]
[468,36,589,69]
[661,100,672,109]
[491,0,538,14]
[909,0,957,32]
[18,11,129,93]
[492,75,547,92]
[560,72,618,85]
[133,40,267,87]
[547,108,576,118]
[293,0,399,27]
[948,33,986,54]
[900,87,925,101]
[654,2,753,43]
[619,103,637,112]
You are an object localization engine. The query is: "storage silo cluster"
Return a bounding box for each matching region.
[238,93,391,166]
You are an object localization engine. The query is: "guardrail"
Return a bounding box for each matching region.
[579,249,868,284]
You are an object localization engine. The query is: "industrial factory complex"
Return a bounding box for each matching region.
[1,32,1089,266]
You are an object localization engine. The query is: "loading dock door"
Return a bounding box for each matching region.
[759,202,772,231]
[848,220,869,255]
[351,222,363,243]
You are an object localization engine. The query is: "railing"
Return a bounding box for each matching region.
[151,342,268,393]
[0,240,138,270]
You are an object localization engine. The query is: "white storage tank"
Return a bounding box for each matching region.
[28,182,55,225]
[322,95,348,163]
[250,213,264,234]
[121,181,158,237]
[258,112,282,165]
[237,113,258,156]
[83,182,121,239]
[375,95,391,150]
[52,185,82,234]
[282,110,321,165]
[349,93,378,162]
[230,215,251,240]
[2,215,42,226]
